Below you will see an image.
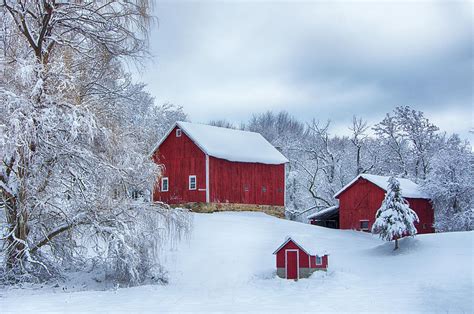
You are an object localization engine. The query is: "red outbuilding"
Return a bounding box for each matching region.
[334,174,435,234]
[273,237,328,280]
[150,121,288,209]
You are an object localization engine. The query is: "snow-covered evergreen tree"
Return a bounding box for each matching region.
[372,177,419,250]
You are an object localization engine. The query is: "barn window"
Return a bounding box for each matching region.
[161,177,169,192]
[360,220,369,231]
[189,175,196,190]
[316,255,322,265]
[243,184,249,192]
[262,186,267,193]
[277,187,283,193]
[176,129,182,137]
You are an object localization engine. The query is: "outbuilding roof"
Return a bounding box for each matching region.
[151,121,289,164]
[333,174,429,199]
[272,236,328,256]
[307,205,339,220]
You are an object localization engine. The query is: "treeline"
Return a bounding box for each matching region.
[209,108,473,232]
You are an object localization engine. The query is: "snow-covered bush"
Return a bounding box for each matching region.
[372,177,419,250]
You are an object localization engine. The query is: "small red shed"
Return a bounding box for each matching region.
[273,237,328,280]
[334,174,435,234]
[150,121,288,208]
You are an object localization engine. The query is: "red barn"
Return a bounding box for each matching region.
[273,237,328,280]
[150,121,288,210]
[334,174,435,234]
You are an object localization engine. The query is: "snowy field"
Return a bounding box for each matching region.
[1,212,472,313]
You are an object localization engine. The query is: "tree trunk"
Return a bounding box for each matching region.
[356,146,362,175]
[2,156,30,270]
[5,195,30,270]
[394,238,399,250]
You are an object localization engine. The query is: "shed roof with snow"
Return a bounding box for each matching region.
[333,174,429,199]
[273,236,329,256]
[307,205,339,220]
[151,121,289,164]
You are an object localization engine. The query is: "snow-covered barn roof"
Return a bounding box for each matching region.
[151,121,289,164]
[307,205,339,220]
[334,174,429,199]
[272,236,329,256]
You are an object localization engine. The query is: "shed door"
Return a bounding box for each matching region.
[285,250,299,280]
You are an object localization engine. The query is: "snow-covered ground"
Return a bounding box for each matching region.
[1,212,472,313]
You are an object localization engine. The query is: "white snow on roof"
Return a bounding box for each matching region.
[153,121,289,164]
[273,236,329,256]
[334,174,429,199]
[307,205,339,220]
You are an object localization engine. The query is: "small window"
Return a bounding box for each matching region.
[316,255,322,265]
[176,129,182,137]
[262,186,267,193]
[360,220,369,231]
[189,175,196,190]
[277,187,283,193]
[243,184,249,192]
[423,223,427,229]
[161,177,169,192]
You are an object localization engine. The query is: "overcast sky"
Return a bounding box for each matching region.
[133,0,473,139]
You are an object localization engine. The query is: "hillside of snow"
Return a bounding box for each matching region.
[1,212,472,313]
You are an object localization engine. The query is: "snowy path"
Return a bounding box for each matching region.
[1,212,472,313]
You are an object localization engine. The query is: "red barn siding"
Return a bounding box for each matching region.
[209,157,285,206]
[406,198,435,233]
[338,178,434,234]
[153,126,206,204]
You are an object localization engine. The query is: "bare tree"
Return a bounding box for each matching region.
[394,106,439,180]
[349,116,370,175]
[374,113,410,177]
[208,119,237,129]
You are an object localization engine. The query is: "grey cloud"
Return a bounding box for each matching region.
[135,1,472,139]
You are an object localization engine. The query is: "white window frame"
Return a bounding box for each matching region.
[360,219,369,231]
[176,129,182,137]
[161,177,169,192]
[189,175,197,190]
[316,255,322,266]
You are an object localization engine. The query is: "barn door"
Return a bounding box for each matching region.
[285,250,299,280]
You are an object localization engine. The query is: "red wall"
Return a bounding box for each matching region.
[209,157,285,206]
[338,178,435,234]
[152,126,206,204]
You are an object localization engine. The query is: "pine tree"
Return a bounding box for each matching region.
[372,177,419,250]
